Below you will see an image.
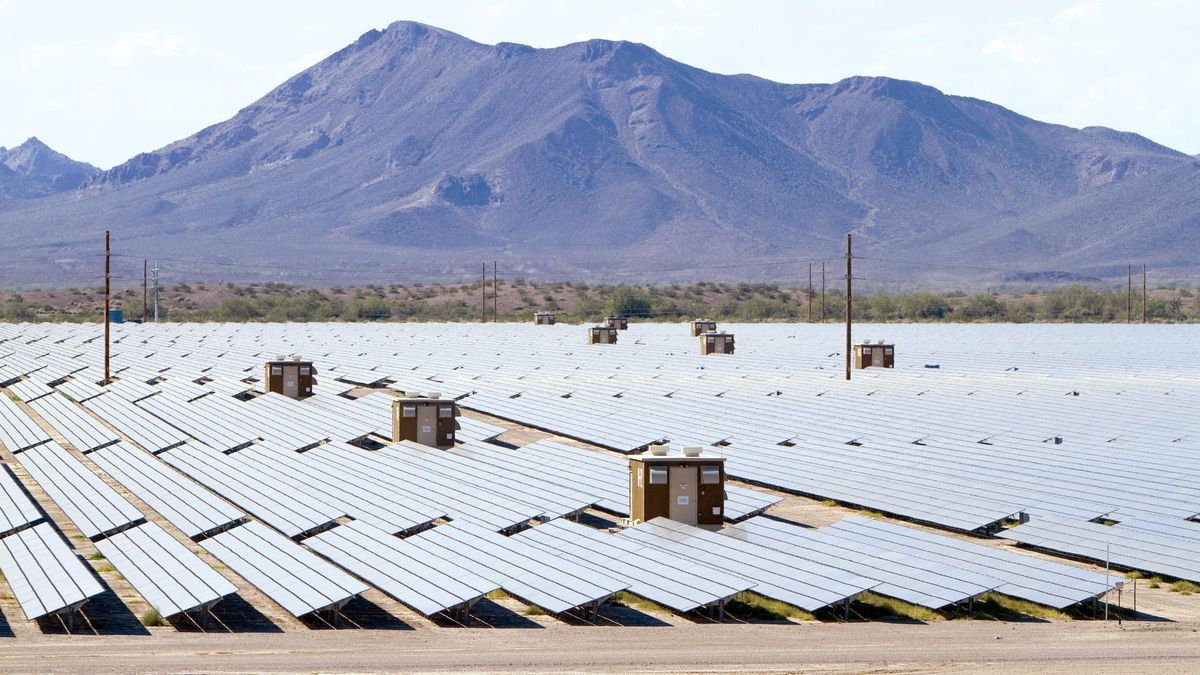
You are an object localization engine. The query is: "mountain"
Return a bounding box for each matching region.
[0,137,99,199]
[0,21,1195,285]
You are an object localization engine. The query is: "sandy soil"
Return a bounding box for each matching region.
[1,619,1199,674]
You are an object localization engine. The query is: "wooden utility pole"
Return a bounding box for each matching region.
[1142,264,1147,323]
[103,231,111,385]
[845,234,852,382]
[481,263,486,323]
[1127,264,1132,323]
[142,259,148,322]
[493,260,498,322]
[820,262,826,322]
[807,263,813,322]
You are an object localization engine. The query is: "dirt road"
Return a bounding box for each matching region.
[1,619,1197,674]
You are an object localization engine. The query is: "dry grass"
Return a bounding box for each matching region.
[726,592,814,621]
[854,591,943,622]
[611,591,669,615]
[522,604,545,616]
[140,607,166,627]
[976,593,1070,621]
[1170,580,1200,595]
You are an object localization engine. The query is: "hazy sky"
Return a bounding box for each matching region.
[2,0,1197,168]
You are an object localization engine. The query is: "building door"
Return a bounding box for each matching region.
[668,466,698,524]
[282,366,299,398]
[416,406,437,446]
[872,347,884,367]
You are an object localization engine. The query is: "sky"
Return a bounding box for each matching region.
[1,0,1197,168]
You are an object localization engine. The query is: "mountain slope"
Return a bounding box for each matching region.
[0,21,1193,284]
[0,138,99,199]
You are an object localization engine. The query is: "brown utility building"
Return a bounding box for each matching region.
[534,312,556,325]
[264,358,316,399]
[589,326,618,345]
[690,319,717,337]
[700,332,735,355]
[392,394,461,449]
[854,341,895,369]
[629,445,726,529]
[605,315,629,330]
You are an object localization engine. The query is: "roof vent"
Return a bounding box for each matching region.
[681,446,702,457]
[648,443,669,456]
[427,391,441,399]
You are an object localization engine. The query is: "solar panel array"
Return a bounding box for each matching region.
[0,320,1186,633]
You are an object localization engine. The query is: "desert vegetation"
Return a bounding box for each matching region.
[0,280,1196,323]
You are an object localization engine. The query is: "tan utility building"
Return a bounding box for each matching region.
[854,341,895,369]
[534,312,556,325]
[589,325,618,345]
[392,394,461,449]
[700,332,735,355]
[605,315,629,330]
[629,445,725,529]
[690,319,717,337]
[264,358,316,399]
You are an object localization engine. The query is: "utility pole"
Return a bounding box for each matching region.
[806,261,816,321]
[103,231,111,385]
[481,262,486,323]
[493,260,498,322]
[820,262,826,322]
[1127,264,1132,323]
[1142,264,1147,324]
[845,234,852,382]
[142,259,148,323]
[151,260,160,321]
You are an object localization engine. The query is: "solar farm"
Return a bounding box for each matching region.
[0,319,1196,651]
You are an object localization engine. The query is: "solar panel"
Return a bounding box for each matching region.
[515,518,754,612]
[81,392,189,453]
[161,443,344,538]
[95,522,237,617]
[201,522,367,617]
[0,394,51,452]
[0,464,43,537]
[616,517,877,612]
[302,443,540,532]
[724,517,1000,609]
[408,522,627,615]
[7,378,54,402]
[0,522,105,620]
[28,393,121,453]
[226,446,443,535]
[15,441,145,540]
[88,442,245,540]
[306,519,499,617]
[1002,515,1200,591]
[2,321,1197,598]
